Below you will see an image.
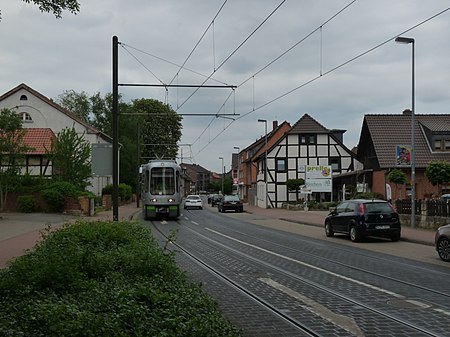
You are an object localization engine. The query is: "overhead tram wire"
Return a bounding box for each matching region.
[120,43,231,86]
[237,0,357,88]
[190,89,236,148]
[167,0,228,86]
[190,0,356,150]
[176,0,287,111]
[191,6,450,159]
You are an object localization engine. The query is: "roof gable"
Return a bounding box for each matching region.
[0,83,112,143]
[359,112,450,168]
[288,113,329,134]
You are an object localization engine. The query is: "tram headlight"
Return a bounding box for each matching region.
[168,198,175,203]
[150,198,157,203]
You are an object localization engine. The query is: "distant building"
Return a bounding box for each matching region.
[0,83,113,195]
[254,114,359,208]
[355,110,450,199]
[180,163,211,194]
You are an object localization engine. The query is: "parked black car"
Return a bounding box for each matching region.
[435,224,450,262]
[324,199,401,242]
[211,194,223,207]
[218,195,244,213]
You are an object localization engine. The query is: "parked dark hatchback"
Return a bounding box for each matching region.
[211,194,223,207]
[435,224,450,262]
[324,199,401,242]
[218,195,244,213]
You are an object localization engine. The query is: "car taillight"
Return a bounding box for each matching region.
[358,203,365,216]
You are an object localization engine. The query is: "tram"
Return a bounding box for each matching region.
[140,159,182,219]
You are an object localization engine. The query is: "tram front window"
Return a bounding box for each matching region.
[150,168,176,195]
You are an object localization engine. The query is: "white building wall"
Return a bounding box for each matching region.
[0,87,112,196]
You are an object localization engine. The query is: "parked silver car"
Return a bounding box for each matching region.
[435,224,450,262]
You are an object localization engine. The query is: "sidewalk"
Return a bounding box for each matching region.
[0,202,436,269]
[243,204,436,246]
[0,203,142,269]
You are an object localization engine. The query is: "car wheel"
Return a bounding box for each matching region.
[349,225,360,242]
[325,222,334,237]
[391,232,401,242]
[437,237,450,262]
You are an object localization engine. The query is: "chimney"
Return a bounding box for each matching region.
[402,109,412,115]
[272,120,278,130]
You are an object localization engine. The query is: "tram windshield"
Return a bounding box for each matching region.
[150,167,176,195]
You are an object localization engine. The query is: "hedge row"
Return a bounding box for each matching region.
[0,221,241,337]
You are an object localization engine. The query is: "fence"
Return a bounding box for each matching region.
[395,199,450,217]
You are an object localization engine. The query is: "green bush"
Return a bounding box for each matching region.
[102,184,132,201]
[44,181,80,197]
[102,184,113,195]
[118,183,132,201]
[0,221,241,337]
[17,195,36,213]
[41,189,65,212]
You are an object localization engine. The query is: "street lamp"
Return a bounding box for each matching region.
[395,36,415,228]
[233,146,240,198]
[258,119,268,208]
[219,156,224,195]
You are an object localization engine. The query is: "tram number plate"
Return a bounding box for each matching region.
[375,225,390,229]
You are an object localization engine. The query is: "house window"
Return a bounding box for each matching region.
[433,137,450,152]
[20,95,28,101]
[276,159,286,172]
[329,157,340,172]
[300,134,316,145]
[18,112,32,122]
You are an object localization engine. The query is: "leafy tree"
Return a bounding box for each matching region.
[48,126,91,188]
[0,108,31,211]
[129,98,183,160]
[20,0,80,18]
[387,168,407,199]
[425,161,450,193]
[56,90,90,122]
[286,178,305,191]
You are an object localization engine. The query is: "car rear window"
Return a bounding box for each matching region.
[364,202,393,213]
[225,195,240,201]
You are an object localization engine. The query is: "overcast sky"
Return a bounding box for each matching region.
[1,1,450,173]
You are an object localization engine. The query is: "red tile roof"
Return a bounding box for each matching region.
[22,128,55,155]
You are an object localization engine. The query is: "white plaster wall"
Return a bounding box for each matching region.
[0,88,112,195]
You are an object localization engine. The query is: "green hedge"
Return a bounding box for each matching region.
[0,220,241,337]
[102,183,132,202]
[17,195,36,213]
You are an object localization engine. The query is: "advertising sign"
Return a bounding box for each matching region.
[396,145,411,166]
[305,165,332,192]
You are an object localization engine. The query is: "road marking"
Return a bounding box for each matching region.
[206,228,401,298]
[202,228,450,318]
[260,278,364,337]
[191,221,199,226]
[161,220,168,225]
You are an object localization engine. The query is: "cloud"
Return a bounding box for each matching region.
[1,0,449,172]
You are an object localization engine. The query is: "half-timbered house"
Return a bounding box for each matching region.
[254,114,360,208]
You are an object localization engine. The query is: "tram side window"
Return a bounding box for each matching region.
[144,170,150,193]
[150,168,176,195]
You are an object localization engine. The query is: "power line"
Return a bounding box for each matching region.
[176,0,287,111]
[237,0,357,88]
[168,0,228,86]
[191,7,450,159]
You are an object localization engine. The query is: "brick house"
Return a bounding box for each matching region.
[355,110,450,200]
[238,121,291,205]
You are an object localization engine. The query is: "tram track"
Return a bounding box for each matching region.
[150,219,446,337]
[150,219,321,337]
[206,221,450,300]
